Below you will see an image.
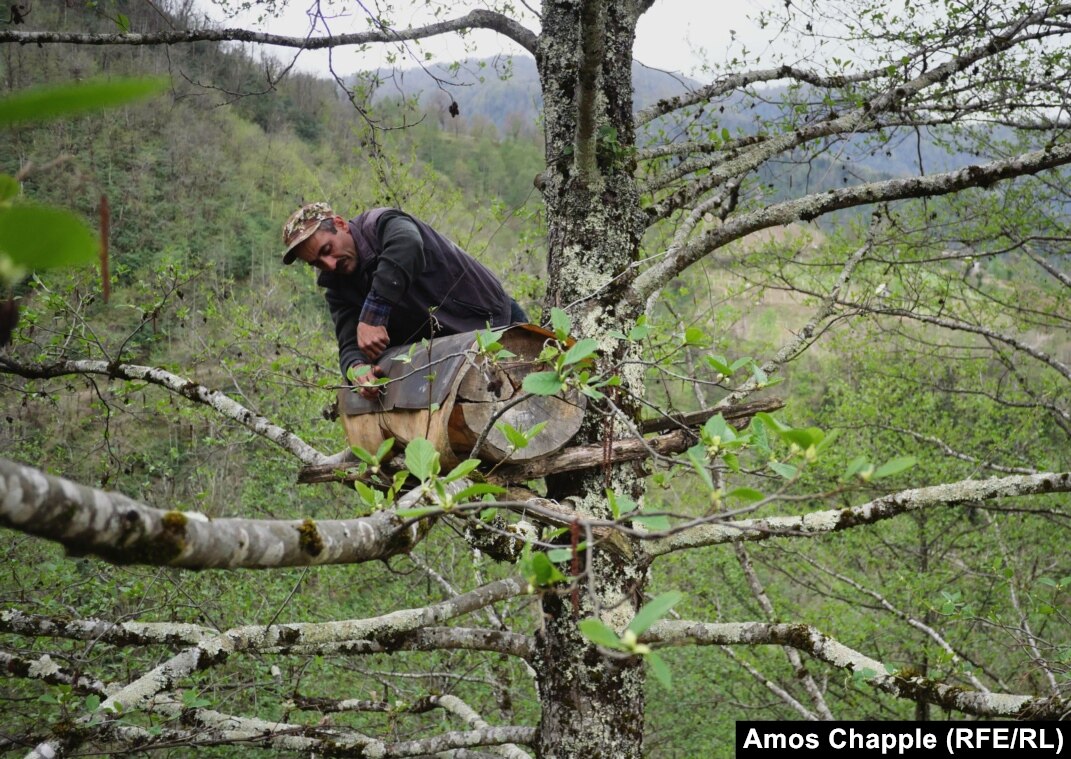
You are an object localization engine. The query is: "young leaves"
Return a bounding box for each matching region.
[404,438,440,482]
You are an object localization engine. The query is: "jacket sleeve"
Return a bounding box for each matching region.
[324,283,370,380]
[370,212,425,304]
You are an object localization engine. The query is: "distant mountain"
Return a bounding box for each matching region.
[359,56,984,195]
[362,56,703,131]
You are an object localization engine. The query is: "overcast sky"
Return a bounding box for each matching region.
[202,0,793,80]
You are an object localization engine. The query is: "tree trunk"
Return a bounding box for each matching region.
[534,1,648,756]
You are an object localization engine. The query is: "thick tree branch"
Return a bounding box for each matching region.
[99,577,526,713]
[0,651,106,695]
[0,609,212,647]
[635,64,883,126]
[629,142,1071,306]
[269,626,535,660]
[0,457,431,569]
[0,357,332,465]
[0,609,534,659]
[0,10,539,55]
[643,620,1063,718]
[644,472,1071,555]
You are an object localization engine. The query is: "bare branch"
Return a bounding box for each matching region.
[710,240,870,411]
[629,142,1071,306]
[0,651,106,695]
[0,10,538,55]
[719,645,819,720]
[0,609,212,647]
[735,544,835,719]
[98,577,526,713]
[643,620,1063,718]
[0,357,332,465]
[635,64,884,127]
[645,472,1071,556]
[0,457,431,569]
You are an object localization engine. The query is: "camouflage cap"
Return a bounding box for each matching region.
[281,202,335,265]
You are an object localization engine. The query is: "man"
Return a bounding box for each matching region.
[281,202,525,397]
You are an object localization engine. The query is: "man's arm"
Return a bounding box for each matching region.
[355,213,426,359]
[324,285,369,378]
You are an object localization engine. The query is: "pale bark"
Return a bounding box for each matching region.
[0,457,430,569]
[644,620,1064,718]
[646,472,1071,555]
[0,10,538,54]
[629,142,1071,306]
[99,577,525,713]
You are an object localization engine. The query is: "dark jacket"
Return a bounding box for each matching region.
[318,208,513,377]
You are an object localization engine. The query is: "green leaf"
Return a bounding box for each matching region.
[84,694,101,711]
[524,551,567,587]
[769,461,799,480]
[579,384,606,400]
[562,338,598,365]
[546,547,574,563]
[853,667,879,682]
[726,487,765,502]
[0,174,18,203]
[702,414,733,442]
[683,325,708,346]
[523,371,564,396]
[843,456,869,479]
[375,438,396,462]
[686,445,715,490]
[404,438,439,481]
[497,421,529,449]
[0,203,98,272]
[780,427,825,448]
[872,456,917,479]
[350,446,376,465]
[706,355,732,376]
[443,458,480,483]
[0,76,168,126]
[578,618,626,650]
[628,318,649,341]
[395,506,441,519]
[606,488,637,520]
[116,13,131,32]
[815,428,840,453]
[754,412,788,433]
[631,513,671,531]
[647,651,673,688]
[628,591,683,635]
[453,483,506,501]
[354,482,380,507]
[550,307,571,340]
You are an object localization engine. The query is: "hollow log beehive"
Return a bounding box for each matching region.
[337,325,586,467]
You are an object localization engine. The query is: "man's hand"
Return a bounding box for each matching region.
[348,363,384,400]
[358,322,390,360]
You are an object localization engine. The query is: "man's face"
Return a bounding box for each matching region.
[295,216,358,274]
